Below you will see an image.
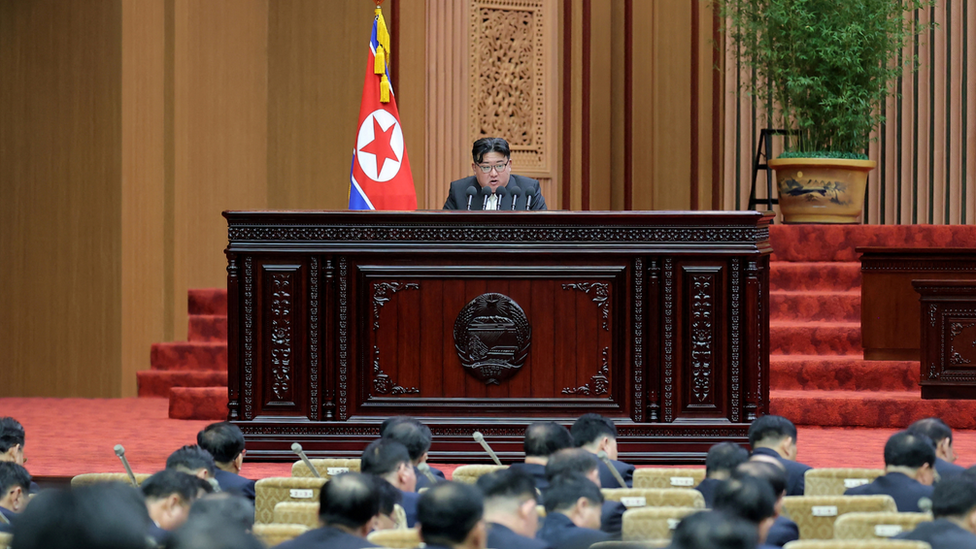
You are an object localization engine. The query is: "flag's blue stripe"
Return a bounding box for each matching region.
[348,154,374,210]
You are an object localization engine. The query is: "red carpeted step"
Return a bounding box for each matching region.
[150,342,227,371]
[168,387,228,420]
[770,290,860,322]
[770,262,862,292]
[770,355,918,392]
[770,224,976,262]
[137,370,228,397]
[770,321,861,355]
[188,288,227,316]
[188,314,227,343]
[771,389,976,429]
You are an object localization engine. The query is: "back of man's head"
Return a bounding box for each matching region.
[907,418,953,446]
[379,416,414,437]
[418,482,484,547]
[931,477,976,520]
[166,445,217,478]
[571,414,617,447]
[383,420,432,463]
[543,473,603,514]
[0,462,32,500]
[712,476,776,526]
[706,443,749,478]
[166,522,264,549]
[884,431,936,469]
[142,469,200,504]
[185,493,255,532]
[361,439,412,477]
[747,415,797,448]
[733,460,787,498]
[0,418,25,456]
[544,448,599,482]
[197,422,246,464]
[671,510,758,549]
[477,468,538,511]
[318,472,381,531]
[524,422,573,458]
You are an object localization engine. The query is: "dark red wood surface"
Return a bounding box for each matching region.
[914,280,976,399]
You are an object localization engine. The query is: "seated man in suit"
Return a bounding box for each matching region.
[0,417,38,495]
[747,415,812,496]
[142,469,206,544]
[571,413,634,488]
[545,448,625,537]
[536,474,611,549]
[167,444,217,481]
[713,476,778,549]
[197,422,256,500]
[697,442,749,508]
[417,482,487,549]
[276,472,383,549]
[0,462,31,532]
[361,439,420,527]
[908,417,965,480]
[672,510,758,549]
[509,421,574,493]
[895,476,976,549]
[845,431,935,512]
[734,460,798,547]
[443,137,547,211]
[382,417,446,490]
[476,469,552,549]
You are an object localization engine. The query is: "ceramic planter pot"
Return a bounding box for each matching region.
[768,157,877,224]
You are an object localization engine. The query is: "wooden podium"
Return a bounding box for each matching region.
[223,210,772,463]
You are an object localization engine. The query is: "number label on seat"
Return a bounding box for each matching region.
[667,519,681,530]
[843,478,870,488]
[290,489,314,499]
[811,506,838,516]
[875,525,903,537]
[670,477,695,486]
[327,467,350,476]
[620,497,647,508]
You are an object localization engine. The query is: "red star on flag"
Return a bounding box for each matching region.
[359,116,400,176]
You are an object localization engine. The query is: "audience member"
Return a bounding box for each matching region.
[697,442,749,508]
[546,448,625,537]
[845,431,935,512]
[747,415,812,496]
[166,445,217,480]
[197,422,256,499]
[476,468,552,549]
[537,474,611,549]
[0,418,37,494]
[571,414,634,488]
[383,418,447,490]
[671,510,759,549]
[894,476,976,549]
[417,482,486,549]
[276,472,382,549]
[361,439,419,527]
[712,476,778,548]
[142,469,205,544]
[734,460,798,547]
[165,522,264,549]
[908,417,965,480]
[0,462,31,531]
[184,493,254,532]
[510,422,573,492]
[373,476,403,530]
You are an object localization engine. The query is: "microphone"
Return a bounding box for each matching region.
[524,188,536,210]
[479,186,492,210]
[465,186,478,210]
[417,462,439,484]
[597,450,627,488]
[472,431,503,466]
[291,442,322,478]
[508,186,522,210]
[113,444,139,487]
[496,186,510,210]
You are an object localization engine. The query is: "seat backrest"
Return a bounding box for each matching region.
[782,495,898,540]
[451,464,507,484]
[590,540,672,549]
[782,540,932,549]
[0,531,12,549]
[621,506,698,541]
[252,523,309,547]
[367,528,423,549]
[632,469,705,489]
[273,501,320,528]
[602,488,705,509]
[832,512,933,540]
[804,469,886,496]
[291,458,361,479]
[254,477,328,524]
[70,473,151,488]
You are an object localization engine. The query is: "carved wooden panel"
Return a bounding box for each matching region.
[260,263,305,412]
[676,265,726,420]
[915,280,976,399]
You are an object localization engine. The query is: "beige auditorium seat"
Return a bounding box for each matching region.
[70,473,151,488]
[632,468,705,489]
[367,527,422,549]
[273,501,320,528]
[833,512,933,540]
[255,477,328,524]
[0,532,11,549]
[253,523,310,547]
[291,458,361,478]
[804,469,885,496]
[451,464,507,484]
[783,541,931,549]
[782,495,897,540]
[621,506,699,541]
[602,488,705,510]
[591,540,672,549]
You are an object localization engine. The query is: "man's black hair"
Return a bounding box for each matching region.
[185,494,254,531]
[570,413,618,448]
[931,477,976,519]
[197,422,246,464]
[318,472,381,530]
[166,522,264,549]
[361,439,412,477]
[671,510,759,549]
[375,477,402,517]
[712,476,776,525]
[141,469,200,503]
[884,431,936,468]
[418,482,484,546]
[166,445,217,477]
[0,462,31,496]
[476,468,538,503]
[907,417,953,446]
[379,416,414,437]
[471,137,511,164]
[747,415,798,447]
[0,418,25,454]
[732,460,787,497]
[524,422,573,458]
[705,442,749,477]
[543,473,604,514]
[384,420,432,462]
[544,448,599,482]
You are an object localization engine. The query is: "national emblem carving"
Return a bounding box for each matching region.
[454,293,532,385]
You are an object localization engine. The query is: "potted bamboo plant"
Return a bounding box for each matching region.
[717,0,934,223]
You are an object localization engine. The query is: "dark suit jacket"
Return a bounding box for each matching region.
[597,458,634,489]
[600,501,625,538]
[696,477,722,508]
[537,512,611,549]
[401,489,420,527]
[935,457,966,480]
[414,464,447,491]
[488,522,553,549]
[765,515,800,547]
[275,525,380,549]
[214,469,256,500]
[844,472,934,512]
[0,506,14,531]
[751,447,812,496]
[443,175,548,211]
[509,462,549,493]
[895,518,976,549]
[147,523,170,547]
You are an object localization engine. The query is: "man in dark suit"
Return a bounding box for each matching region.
[443,138,548,211]
[537,474,611,549]
[747,415,812,496]
[908,417,966,480]
[361,439,420,527]
[142,469,204,545]
[0,417,38,495]
[895,476,976,549]
[509,422,574,493]
[571,414,634,489]
[476,468,552,549]
[197,422,256,500]
[734,460,799,547]
[845,431,935,512]
[545,448,625,537]
[276,472,383,549]
[0,462,30,532]
[381,417,446,490]
[418,482,488,549]
[697,442,749,508]
[713,476,779,549]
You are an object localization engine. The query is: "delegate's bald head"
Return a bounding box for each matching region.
[545,448,599,482]
[418,481,485,548]
[319,472,382,531]
[524,422,573,458]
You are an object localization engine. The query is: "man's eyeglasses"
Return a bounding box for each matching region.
[476,160,510,174]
